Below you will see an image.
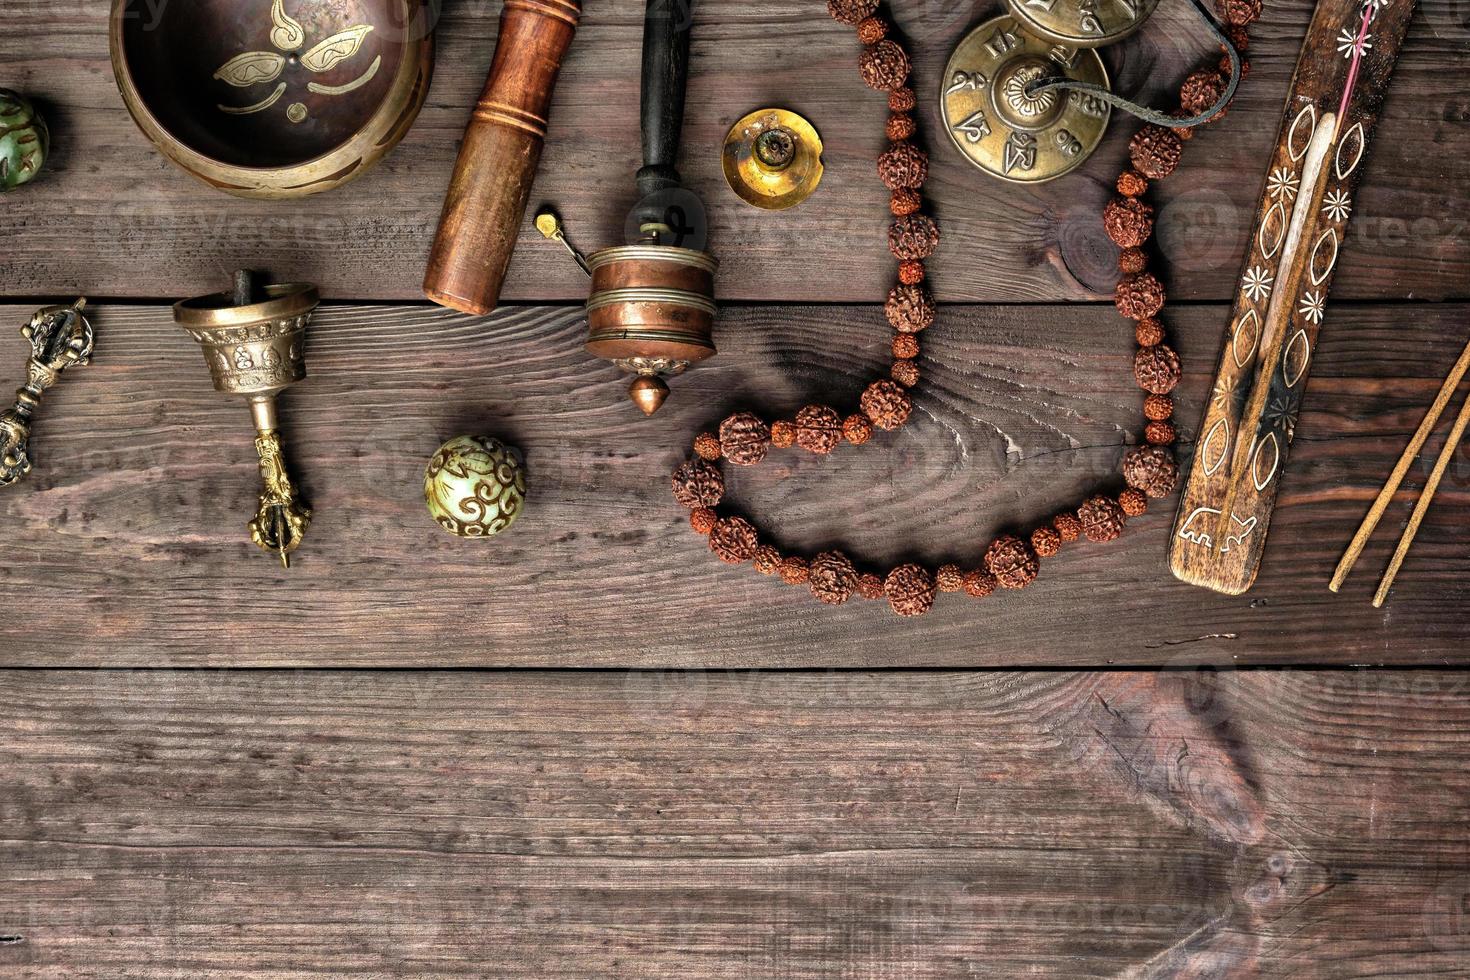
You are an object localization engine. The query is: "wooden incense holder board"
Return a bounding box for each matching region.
[1169,0,1417,595]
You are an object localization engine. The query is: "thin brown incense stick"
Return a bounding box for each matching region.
[1372,389,1470,607]
[1329,334,1470,593]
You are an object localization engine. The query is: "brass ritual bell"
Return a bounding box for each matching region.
[174,271,315,567]
[538,0,718,416]
[942,0,1160,183]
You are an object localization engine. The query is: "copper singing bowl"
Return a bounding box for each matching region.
[110,0,434,199]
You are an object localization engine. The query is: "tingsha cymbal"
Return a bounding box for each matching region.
[1004,0,1160,48]
[940,15,1110,184]
[722,108,824,210]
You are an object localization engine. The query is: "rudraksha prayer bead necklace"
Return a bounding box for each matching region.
[670,0,1263,617]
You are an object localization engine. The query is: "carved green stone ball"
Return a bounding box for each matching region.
[0,90,48,192]
[424,435,527,538]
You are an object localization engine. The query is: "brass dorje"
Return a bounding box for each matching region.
[174,272,316,567]
[941,14,1111,183]
[722,108,825,210]
[0,299,94,489]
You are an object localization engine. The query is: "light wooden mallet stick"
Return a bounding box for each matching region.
[1328,333,1470,594]
[1371,387,1470,606]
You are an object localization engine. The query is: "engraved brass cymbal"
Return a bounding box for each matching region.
[940,16,1110,184]
[721,108,824,210]
[1005,0,1160,48]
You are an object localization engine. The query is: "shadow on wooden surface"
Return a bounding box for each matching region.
[1,669,1467,977]
[1,301,1467,666]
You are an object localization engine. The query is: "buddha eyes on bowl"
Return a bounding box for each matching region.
[213,0,380,124]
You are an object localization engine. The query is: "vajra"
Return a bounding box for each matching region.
[0,298,93,488]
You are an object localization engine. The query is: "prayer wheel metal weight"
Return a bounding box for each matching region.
[941,0,1159,184]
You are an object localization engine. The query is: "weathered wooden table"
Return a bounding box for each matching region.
[3,0,1469,974]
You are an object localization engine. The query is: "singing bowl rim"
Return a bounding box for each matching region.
[174,282,321,330]
[108,0,435,200]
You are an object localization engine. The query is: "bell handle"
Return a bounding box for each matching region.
[246,398,311,568]
[636,0,694,202]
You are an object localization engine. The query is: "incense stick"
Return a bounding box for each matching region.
[1373,388,1470,606]
[1329,333,1470,592]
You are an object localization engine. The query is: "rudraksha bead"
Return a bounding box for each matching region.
[1119,488,1148,518]
[1078,495,1126,542]
[878,141,928,190]
[795,404,843,454]
[1216,0,1262,26]
[1170,110,1196,141]
[890,189,922,216]
[771,419,797,449]
[709,516,759,564]
[861,379,913,430]
[826,0,879,25]
[857,15,887,43]
[1031,526,1061,558]
[892,333,920,359]
[693,432,722,461]
[889,213,939,261]
[886,283,936,333]
[886,113,916,141]
[936,564,964,592]
[1123,444,1180,498]
[1135,317,1165,347]
[898,260,925,285]
[885,563,937,616]
[1143,393,1173,421]
[891,359,920,387]
[1052,513,1081,542]
[1117,170,1149,198]
[779,555,810,585]
[809,550,859,605]
[843,413,873,445]
[859,40,911,92]
[690,507,718,535]
[753,545,781,575]
[1134,344,1182,395]
[857,572,886,600]
[671,459,724,508]
[719,412,771,465]
[1129,125,1183,180]
[1145,419,1176,445]
[1103,197,1155,249]
[1119,247,1148,276]
[1116,272,1166,321]
[963,570,998,597]
[1221,54,1251,78]
[1180,69,1229,118]
[888,87,916,112]
[985,535,1039,590]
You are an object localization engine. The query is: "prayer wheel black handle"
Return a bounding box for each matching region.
[636,0,693,200]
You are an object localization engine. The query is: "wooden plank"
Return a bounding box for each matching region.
[1,669,1467,976]
[1,0,1465,304]
[0,300,1467,666]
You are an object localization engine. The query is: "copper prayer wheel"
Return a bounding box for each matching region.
[584,245,718,414]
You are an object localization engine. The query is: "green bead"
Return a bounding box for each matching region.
[0,89,47,192]
[424,435,527,538]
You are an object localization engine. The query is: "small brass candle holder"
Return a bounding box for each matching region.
[174,272,316,567]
